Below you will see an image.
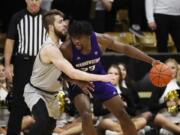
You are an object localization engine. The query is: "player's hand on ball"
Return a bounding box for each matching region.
[151,60,162,66]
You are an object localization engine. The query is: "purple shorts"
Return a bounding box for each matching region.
[68,82,118,102]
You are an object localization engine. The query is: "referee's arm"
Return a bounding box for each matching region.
[4,38,15,81]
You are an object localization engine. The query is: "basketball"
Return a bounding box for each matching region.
[149,64,172,87]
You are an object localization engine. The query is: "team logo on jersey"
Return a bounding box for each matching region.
[76,58,100,67]
[94,51,98,55]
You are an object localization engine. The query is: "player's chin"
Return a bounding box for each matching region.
[62,30,68,35]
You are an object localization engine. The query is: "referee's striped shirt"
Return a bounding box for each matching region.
[7,9,47,56]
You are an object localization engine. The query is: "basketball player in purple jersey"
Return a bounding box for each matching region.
[61,21,160,135]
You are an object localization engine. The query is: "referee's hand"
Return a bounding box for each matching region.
[5,65,14,82]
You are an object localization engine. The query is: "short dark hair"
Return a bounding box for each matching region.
[43,9,64,31]
[68,20,93,37]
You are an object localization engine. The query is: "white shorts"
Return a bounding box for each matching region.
[23,83,61,119]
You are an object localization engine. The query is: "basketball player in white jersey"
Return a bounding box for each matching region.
[23,9,115,135]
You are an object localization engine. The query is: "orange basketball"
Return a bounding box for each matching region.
[149,64,172,87]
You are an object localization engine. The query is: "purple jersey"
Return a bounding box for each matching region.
[72,32,104,74]
[71,32,118,101]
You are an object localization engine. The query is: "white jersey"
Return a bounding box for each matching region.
[30,38,63,92]
[24,37,63,119]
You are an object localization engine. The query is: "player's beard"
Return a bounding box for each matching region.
[54,28,65,39]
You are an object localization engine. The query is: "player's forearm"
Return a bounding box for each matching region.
[58,58,106,82]
[124,45,154,65]
[4,39,14,66]
[62,74,79,85]
[70,69,104,82]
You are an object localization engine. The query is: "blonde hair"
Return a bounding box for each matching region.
[165,58,178,77]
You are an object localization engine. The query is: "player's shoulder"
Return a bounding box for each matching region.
[96,32,112,41]
[41,43,63,63]
[41,42,59,53]
[95,32,113,48]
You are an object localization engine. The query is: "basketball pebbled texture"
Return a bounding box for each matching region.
[149,64,172,87]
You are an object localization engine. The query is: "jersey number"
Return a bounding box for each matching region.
[81,65,95,72]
